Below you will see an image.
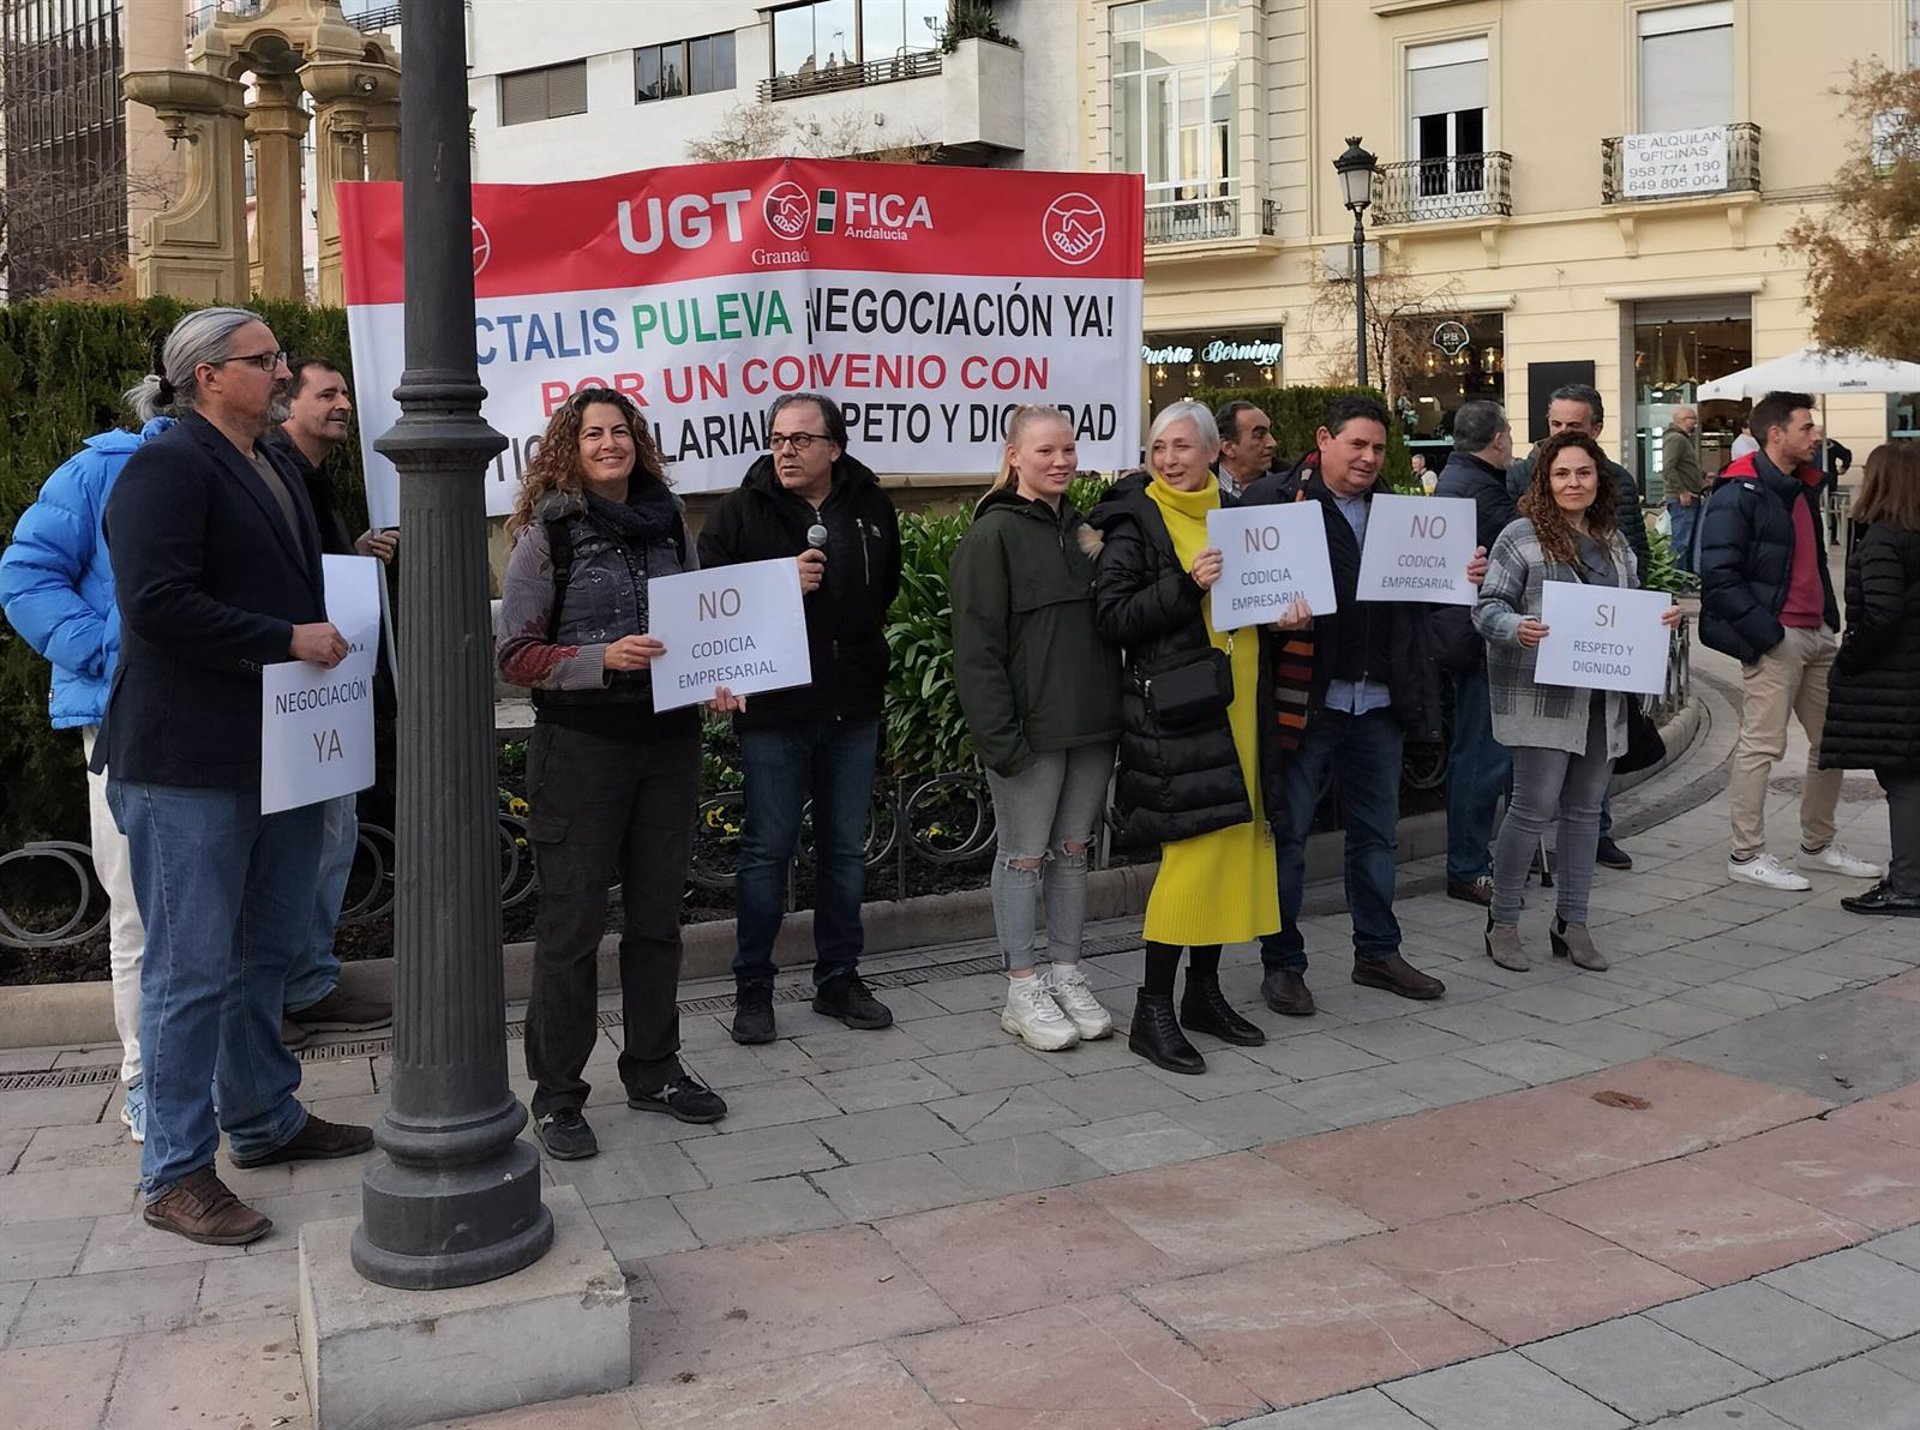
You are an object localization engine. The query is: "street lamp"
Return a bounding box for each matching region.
[351,0,553,1290]
[1333,136,1378,388]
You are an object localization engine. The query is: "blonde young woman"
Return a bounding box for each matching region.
[495,388,729,1161]
[951,406,1122,1050]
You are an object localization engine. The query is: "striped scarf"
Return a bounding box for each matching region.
[1272,630,1316,751]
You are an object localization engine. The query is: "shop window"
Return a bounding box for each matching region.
[1407,38,1488,202]
[499,60,588,126]
[638,33,737,102]
[1111,0,1240,238]
[1637,1,1732,132]
[771,0,944,79]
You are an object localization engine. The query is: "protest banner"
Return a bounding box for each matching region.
[1354,494,1478,605]
[1534,581,1673,696]
[261,555,381,815]
[647,557,812,712]
[1206,504,1337,632]
[340,160,1146,526]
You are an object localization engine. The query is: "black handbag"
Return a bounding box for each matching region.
[1141,645,1234,729]
[1615,696,1667,775]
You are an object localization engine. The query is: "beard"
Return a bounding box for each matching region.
[268,394,293,426]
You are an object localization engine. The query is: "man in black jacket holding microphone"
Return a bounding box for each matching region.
[699,392,903,1044]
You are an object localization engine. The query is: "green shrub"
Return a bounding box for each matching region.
[0,299,362,849]
[1190,384,1416,493]
[883,509,972,776]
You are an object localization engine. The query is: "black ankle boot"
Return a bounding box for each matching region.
[1179,971,1267,1046]
[1129,990,1206,1074]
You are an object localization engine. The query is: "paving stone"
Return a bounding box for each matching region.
[790,1026,934,1073]
[1454,1038,1608,1085]
[1139,1047,1288,1099]
[0,1128,29,1175]
[1519,1314,1763,1421]
[1162,1089,1330,1152]
[1647,1281,1882,1378]
[926,1084,1081,1141]
[807,1103,966,1163]
[1382,1350,1631,1430]
[624,1342,952,1430]
[1373,1052,1526,1107]
[1611,996,1747,1039]
[1782,947,1915,985]
[1644,1397,1800,1430]
[1866,1332,1920,1383]
[681,1041,820,1091]
[1275,1070,1431,1129]
[0,1165,140,1225]
[1749,1356,1920,1430]
[1741,914,1864,953]
[587,1196,700,1265]
[542,1139,707,1206]
[1042,1065,1196,1119]
[933,1131,1109,1196]
[99,1317,305,1428]
[698,1079,840,1132]
[1226,1387,1441,1430]
[191,1248,300,1326]
[1829,1085,1920,1150]
[73,1210,251,1276]
[1267,1112,1557,1227]
[1054,1110,1225,1174]
[1326,1016,1477,1063]
[0,1216,93,1283]
[15,1122,141,1173]
[0,1277,26,1343]
[805,1060,957,1115]
[902,1009,1009,1055]
[9,1262,203,1348]
[1491,982,1637,1025]
[0,1340,124,1429]
[915,970,1015,1013]
[681,1124,841,1186]
[668,1175,845,1245]
[0,1085,113,1132]
[1869,1225,1920,1271]
[1411,1001,1563,1046]
[913,1043,1060,1094]
[813,1152,978,1221]
[1241,1032,1386,1080]
[1689,1119,1920,1232]
[1762,1246,1920,1337]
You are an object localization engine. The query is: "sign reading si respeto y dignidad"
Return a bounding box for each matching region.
[338,159,1147,527]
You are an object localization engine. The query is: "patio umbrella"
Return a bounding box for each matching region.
[1698,345,1920,399]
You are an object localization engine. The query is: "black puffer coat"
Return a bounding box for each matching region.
[1819,520,1920,773]
[1697,452,1839,664]
[1087,472,1251,845]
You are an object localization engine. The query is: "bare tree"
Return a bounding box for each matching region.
[1304,253,1470,402]
[687,100,941,166]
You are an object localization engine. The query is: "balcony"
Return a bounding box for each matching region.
[1372,152,1511,225]
[1145,191,1278,246]
[1602,122,1761,204]
[761,38,1024,160]
[759,48,942,102]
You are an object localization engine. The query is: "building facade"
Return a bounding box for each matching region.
[1091,0,1915,486]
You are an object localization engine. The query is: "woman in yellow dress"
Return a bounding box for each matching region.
[1087,401,1296,1074]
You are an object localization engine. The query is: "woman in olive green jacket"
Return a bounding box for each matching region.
[951,406,1122,1053]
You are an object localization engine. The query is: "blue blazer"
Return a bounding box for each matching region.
[101,412,327,788]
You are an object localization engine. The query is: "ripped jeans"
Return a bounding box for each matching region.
[984,743,1116,973]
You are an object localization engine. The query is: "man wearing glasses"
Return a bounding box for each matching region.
[101,309,374,1247]
[699,392,904,1044]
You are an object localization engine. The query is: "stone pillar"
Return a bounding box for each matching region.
[246,75,310,300]
[365,101,401,182]
[310,100,367,308]
[122,71,250,302]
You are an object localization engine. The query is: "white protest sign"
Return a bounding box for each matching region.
[261,554,381,815]
[1619,126,1729,198]
[1354,494,1478,605]
[647,557,812,711]
[1206,503,1337,632]
[1533,581,1673,696]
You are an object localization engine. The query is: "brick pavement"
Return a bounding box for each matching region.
[3,645,1918,1429]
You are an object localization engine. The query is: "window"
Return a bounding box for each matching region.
[638,32,736,102]
[499,60,588,127]
[1110,0,1240,218]
[771,0,944,78]
[1407,37,1487,199]
[1637,1,1732,132]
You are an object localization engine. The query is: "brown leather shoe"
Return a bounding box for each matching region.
[287,988,392,1032]
[1446,878,1494,907]
[143,1166,271,1246]
[281,1017,310,1050]
[1353,953,1446,1001]
[229,1113,374,1170]
[1261,968,1316,1018]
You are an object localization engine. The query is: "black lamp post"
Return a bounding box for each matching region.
[350,0,553,1290]
[1333,136,1379,388]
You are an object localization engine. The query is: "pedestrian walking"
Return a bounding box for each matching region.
[1662,406,1705,575]
[1089,401,1283,1074]
[1818,442,1920,917]
[950,406,1121,1051]
[496,387,727,1161]
[1699,390,1885,891]
[1475,432,1683,973]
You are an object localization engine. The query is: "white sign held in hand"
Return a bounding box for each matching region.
[1533,581,1673,696]
[1206,503,1337,632]
[1353,494,1478,605]
[647,558,813,711]
[261,554,381,815]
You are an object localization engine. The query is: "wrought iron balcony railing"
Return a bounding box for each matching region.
[1602,121,1760,204]
[1144,192,1278,246]
[1371,151,1512,225]
[759,49,941,102]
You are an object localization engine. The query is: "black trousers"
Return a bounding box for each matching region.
[1880,768,1920,896]
[523,721,700,1117]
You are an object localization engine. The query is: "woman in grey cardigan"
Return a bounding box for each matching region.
[1473,431,1681,972]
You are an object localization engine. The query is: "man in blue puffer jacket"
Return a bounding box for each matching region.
[0,414,173,1143]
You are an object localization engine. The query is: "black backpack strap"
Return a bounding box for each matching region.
[545,514,575,642]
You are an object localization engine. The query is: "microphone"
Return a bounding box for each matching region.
[806,523,829,551]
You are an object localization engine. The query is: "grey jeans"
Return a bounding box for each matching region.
[984,743,1115,973]
[1492,696,1613,926]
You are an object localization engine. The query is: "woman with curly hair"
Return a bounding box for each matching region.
[495,388,728,1160]
[1473,430,1681,973]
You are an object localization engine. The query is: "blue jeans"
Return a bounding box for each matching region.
[1262,708,1404,973]
[1667,499,1700,574]
[1445,664,1512,885]
[108,781,319,1200]
[285,793,354,1012]
[733,718,879,989]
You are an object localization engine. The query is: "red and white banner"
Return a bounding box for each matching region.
[339,159,1145,526]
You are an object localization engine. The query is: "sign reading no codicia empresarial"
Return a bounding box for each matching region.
[339,160,1147,528]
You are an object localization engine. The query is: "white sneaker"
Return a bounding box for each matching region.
[1045,963,1114,1041]
[1728,854,1812,892]
[1001,976,1079,1051]
[1797,844,1886,880]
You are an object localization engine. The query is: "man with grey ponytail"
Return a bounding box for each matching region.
[100,307,374,1247]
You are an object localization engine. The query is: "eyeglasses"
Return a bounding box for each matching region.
[218,349,287,372]
[769,432,831,452]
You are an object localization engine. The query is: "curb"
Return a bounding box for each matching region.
[0,702,1704,1051]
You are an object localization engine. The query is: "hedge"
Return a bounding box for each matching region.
[0,299,365,849]
[1190,384,1416,493]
